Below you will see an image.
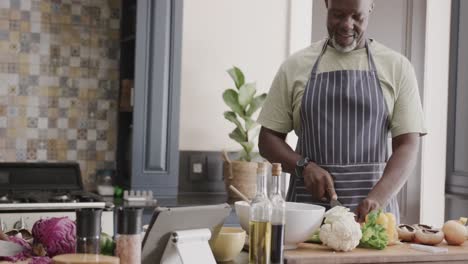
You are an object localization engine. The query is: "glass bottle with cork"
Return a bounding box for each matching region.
[249,162,272,264]
[270,163,286,264]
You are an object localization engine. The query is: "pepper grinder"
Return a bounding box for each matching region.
[76,208,102,254]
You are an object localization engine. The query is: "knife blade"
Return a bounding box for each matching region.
[0,240,24,257]
[330,198,343,208]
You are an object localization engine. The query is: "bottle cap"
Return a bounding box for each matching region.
[76,208,102,238]
[257,162,266,173]
[117,207,143,235]
[272,163,282,176]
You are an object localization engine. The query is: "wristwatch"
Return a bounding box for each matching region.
[295,157,310,178]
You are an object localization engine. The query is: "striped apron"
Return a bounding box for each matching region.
[286,39,399,219]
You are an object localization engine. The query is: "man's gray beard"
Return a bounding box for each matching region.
[331,35,357,53]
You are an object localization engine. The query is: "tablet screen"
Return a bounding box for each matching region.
[141,203,232,264]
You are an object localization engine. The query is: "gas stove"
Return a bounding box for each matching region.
[0,190,108,211]
[0,162,114,234]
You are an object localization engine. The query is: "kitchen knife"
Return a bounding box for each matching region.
[0,240,24,257]
[330,198,343,208]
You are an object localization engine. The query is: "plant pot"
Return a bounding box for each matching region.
[224,160,257,203]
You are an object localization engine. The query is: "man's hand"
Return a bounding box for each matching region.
[303,162,337,202]
[354,198,380,223]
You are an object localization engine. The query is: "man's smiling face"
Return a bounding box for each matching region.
[325,0,374,52]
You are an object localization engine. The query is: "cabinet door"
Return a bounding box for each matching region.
[446,0,468,218]
[132,0,183,197]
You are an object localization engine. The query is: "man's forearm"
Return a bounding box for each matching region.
[258,127,302,174]
[368,134,420,207]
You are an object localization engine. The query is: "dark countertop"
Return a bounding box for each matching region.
[157,193,229,207]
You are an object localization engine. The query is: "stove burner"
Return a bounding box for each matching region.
[77,195,97,202]
[13,197,38,203]
[0,195,11,204]
[49,193,76,203]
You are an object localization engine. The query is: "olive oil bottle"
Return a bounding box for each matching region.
[249,162,272,264]
[269,163,285,264]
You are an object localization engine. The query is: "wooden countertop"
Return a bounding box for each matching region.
[284,242,468,264]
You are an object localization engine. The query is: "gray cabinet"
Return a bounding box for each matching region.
[117,0,183,198]
[446,0,468,219]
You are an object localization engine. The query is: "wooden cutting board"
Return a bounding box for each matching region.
[284,242,468,264]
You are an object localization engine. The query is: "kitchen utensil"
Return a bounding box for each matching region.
[410,244,448,254]
[330,198,343,208]
[229,185,251,204]
[0,240,24,257]
[76,208,103,254]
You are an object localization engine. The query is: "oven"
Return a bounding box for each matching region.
[0,162,114,235]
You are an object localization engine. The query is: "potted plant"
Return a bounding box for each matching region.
[222,66,267,202]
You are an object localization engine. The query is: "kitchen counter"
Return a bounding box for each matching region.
[218,241,468,264]
[284,242,468,264]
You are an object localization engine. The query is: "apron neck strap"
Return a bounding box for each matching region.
[365,39,378,72]
[311,38,378,75]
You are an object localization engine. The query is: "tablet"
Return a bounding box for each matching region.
[141,203,232,264]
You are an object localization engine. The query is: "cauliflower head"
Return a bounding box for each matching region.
[319,206,362,252]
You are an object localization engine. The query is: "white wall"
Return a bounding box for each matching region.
[420,0,452,227]
[179,0,311,151]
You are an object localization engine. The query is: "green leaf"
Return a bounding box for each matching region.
[229,127,247,143]
[238,83,256,107]
[246,93,267,116]
[227,66,245,89]
[245,118,258,131]
[239,149,251,162]
[224,111,243,130]
[240,141,254,155]
[223,89,244,117]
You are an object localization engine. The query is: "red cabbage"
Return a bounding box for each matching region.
[32,217,76,257]
[0,235,32,262]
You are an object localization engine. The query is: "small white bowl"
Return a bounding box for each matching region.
[210,227,246,262]
[234,201,325,249]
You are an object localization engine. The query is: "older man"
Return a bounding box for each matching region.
[258,0,426,222]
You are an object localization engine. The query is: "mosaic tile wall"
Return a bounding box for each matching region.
[0,0,121,189]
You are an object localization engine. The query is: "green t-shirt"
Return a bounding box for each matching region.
[257,39,427,138]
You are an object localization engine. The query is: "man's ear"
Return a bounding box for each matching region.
[324,0,328,9]
[369,0,375,13]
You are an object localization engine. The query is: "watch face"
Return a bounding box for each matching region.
[297,157,308,167]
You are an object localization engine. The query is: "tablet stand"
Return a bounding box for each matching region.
[160,228,216,264]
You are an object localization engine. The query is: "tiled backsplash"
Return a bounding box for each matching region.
[0,0,121,189]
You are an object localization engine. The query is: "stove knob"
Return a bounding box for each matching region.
[0,218,6,232]
[13,217,27,230]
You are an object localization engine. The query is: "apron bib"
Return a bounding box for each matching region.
[286,39,399,219]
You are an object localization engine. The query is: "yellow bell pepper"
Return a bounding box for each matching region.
[365,211,398,245]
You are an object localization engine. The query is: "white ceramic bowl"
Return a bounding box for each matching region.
[210,227,246,262]
[234,201,325,249]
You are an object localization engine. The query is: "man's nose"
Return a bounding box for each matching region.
[340,16,354,32]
